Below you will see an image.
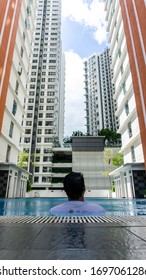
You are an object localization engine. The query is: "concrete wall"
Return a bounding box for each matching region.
[26,189,109,198]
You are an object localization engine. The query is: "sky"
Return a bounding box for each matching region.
[61,0,107,137]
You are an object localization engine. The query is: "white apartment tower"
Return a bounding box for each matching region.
[105,0,146,197]
[84,49,118,136]
[21,0,65,190]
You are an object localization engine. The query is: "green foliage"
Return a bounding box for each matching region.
[112,182,115,192]
[103,169,112,176]
[52,167,72,173]
[63,136,72,144]
[27,178,32,192]
[103,148,114,164]
[53,137,61,147]
[72,130,84,136]
[144,189,146,195]
[112,153,124,167]
[17,151,41,169]
[17,151,29,168]
[63,131,85,145]
[98,128,121,147]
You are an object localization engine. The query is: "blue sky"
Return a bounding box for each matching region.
[62,19,106,58]
[61,0,107,136]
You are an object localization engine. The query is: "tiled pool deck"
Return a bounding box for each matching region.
[0,216,146,259]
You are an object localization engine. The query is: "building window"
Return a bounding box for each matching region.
[34,177,39,183]
[23,32,25,41]
[35,156,40,162]
[15,80,19,95]
[116,48,121,59]
[35,167,40,173]
[27,113,33,118]
[18,63,22,76]
[9,122,14,138]
[27,106,33,110]
[28,98,34,103]
[46,113,53,118]
[131,146,136,162]
[6,145,11,162]
[12,100,17,116]
[24,137,30,143]
[43,167,51,173]
[120,81,126,94]
[25,129,31,134]
[26,121,32,126]
[44,148,52,153]
[37,129,42,134]
[23,148,29,153]
[43,156,50,162]
[42,177,50,183]
[38,121,42,126]
[37,138,41,143]
[20,47,24,58]
[127,122,132,138]
[120,64,124,75]
[36,148,41,154]
[125,101,129,116]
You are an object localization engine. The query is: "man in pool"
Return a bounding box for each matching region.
[50,172,105,215]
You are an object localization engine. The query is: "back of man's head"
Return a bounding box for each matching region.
[63,172,85,200]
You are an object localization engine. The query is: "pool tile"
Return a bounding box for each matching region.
[3,248,146,260]
[0,225,44,249]
[0,250,19,260]
[0,223,146,260]
[125,227,146,242]
[25,224,146,252]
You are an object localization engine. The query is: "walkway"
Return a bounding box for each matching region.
[0,216,146,259]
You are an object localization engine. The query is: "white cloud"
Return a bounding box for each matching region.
[62,0,107,45]
[64,50,86,136]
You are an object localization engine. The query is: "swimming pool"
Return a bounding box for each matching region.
[0,198,146,216]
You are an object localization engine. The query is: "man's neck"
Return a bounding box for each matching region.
[68,197,84,202]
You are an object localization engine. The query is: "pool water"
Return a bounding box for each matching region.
[0,198,146,216]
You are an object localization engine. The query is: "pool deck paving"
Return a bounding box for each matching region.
[0,216,146,260]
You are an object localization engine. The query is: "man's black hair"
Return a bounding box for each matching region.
[63,172,85,200]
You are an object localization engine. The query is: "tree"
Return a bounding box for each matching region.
[103,149,123,190]
[26,178,32,192]
[53,136,61,147]
[63,136,72,144]
[103,148,114,165]
[98,128,121,147]
[17,151,29,168]
[72,130,84,136]
[17,151,40,169]
[112,153,124,167]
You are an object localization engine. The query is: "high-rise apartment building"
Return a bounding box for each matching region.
[105,0,146,197]
[0,0,36,197]
[84,49,118,136]
[21,0,65,191]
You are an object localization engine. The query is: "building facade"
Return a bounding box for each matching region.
[105,0,146,197]
[27,137,120,198]
[84,49,118,136]
[0,0,36,197]
[20,0,65,191]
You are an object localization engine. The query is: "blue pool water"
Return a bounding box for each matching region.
[0,198,146,216]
